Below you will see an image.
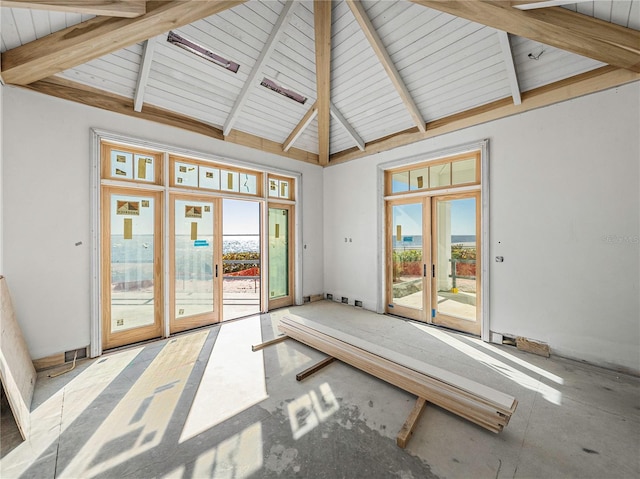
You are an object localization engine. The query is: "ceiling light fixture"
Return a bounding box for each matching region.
[167,31,240,73]
[260,77,307,104]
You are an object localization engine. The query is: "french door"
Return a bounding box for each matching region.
[386,192,481,335]
[102,187,163,349]
[170,195,221,334]
[386,198,429,321]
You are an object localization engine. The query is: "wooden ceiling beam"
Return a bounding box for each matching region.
[496,31,521,105]
[0,0,146,18]
[282,101,318,152]
[329,66,640,165]
[330,102,365,151]
[314,0,332,166]
[347,0,426,133]
[22,76,319,164]
[410,1,640,73]
[1,0,246,85]
[133,35,160,112]
[224,0,297,136]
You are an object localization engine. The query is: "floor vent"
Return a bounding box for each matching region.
[65,347,87,362]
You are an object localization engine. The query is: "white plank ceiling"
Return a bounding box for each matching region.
[1,0,638,161]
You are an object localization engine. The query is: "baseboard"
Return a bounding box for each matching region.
[33,347,88,371]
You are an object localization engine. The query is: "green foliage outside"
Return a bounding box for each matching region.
[223,252,260,274]
[451,244,476,260]
[392,249,422,263]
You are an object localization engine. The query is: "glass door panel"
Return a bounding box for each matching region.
[432,194,481,335]
[387,200,427,321]
[102,189,162,349]
[222,199,261,320]
[268,205,293,310]
[170,196,218,333]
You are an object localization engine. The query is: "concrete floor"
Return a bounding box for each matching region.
[1,301,639,478]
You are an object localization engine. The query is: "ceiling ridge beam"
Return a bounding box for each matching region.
[0,0,146,18]
[410,1,640,72]
[330,102,365,151]
[134,35,160,113]
[223,0,297,137]
[1,0,247,85]
[496,30,521,105]
[282,101,318,152]
[329,66,640,165]
[314,0,332,166]
[347,0,426,133]
[22,75,319,164]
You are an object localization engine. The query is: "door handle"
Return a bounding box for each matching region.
[215,264,218,278]
[423,264,427,277]
[432,264,435,278]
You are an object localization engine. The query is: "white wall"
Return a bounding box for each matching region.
[3,86,324,360]
[0,81,4,275]
[324,82,640,373]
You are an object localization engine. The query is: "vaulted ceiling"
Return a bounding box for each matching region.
[1,1,639,166]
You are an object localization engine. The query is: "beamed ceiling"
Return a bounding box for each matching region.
[1,0,639,166]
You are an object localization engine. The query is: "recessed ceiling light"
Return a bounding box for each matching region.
[260,77,307,104]
[167,31,239,73]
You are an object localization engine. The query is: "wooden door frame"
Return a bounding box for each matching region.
[268,203,295,310]
[168,193,222,334]
[430,191,481,335]
[101,186,164,350]
[385,196,431,322]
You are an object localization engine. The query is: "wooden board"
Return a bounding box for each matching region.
[285,314,515,409]
[397,397,427,448]
[279,315,517,434]
[516,336,551,358]
[0,276,37,440]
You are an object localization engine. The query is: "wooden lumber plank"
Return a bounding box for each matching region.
[279,317,516,433]
[516,337,551,358]
[397,397,427,448]
[32,352,65,371]
[296,356,335,381]
[0,276,37,440]
[281,321,508,433]
[282,320,515,422]
[251,335,288,352]
[284,315,515,409]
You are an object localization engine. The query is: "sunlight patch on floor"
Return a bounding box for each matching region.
[287,383,339,440]
[180,316,267,443]
[412,323,562,405]
[465,335,564,385]
[192,422,263,479]
[0,347,142,478]
[58,331,208,478]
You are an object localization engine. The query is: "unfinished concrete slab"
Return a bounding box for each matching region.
[1,301,638,478]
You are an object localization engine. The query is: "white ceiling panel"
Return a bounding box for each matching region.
[511,36,605,92]
[2,0,634,160]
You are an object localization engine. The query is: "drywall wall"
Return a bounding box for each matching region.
[2,86,324,360]
[0,81,4,275]
[324,82,640,373]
